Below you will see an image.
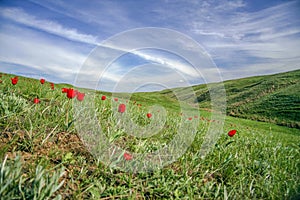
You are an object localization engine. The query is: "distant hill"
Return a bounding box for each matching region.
[3,69,299,128]
[161,70,300,128]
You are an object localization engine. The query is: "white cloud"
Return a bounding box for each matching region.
[0,7,98,44]
[0,24,88,82]
[189,1,300,77]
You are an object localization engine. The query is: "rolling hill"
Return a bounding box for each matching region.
[1,70,300,199]
[159,69,300,128]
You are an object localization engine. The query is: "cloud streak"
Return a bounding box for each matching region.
[0,7,98,44]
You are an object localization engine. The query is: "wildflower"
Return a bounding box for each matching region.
[77,92,85,101]
[188,117,192,121]
[33,98,40,104]
[11,77,18,85]
[124,152,132,161]
[147,113,152,118]
[118,103,126,113]
[101,95,106,100]
[50,83,54,90]
[228,130,237,137]
[114,98,118,102]
[40,79,45,84]
[67,88,77,99]
[62,88,68,93]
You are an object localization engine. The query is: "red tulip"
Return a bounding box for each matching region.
[188,117,192,121]
[101,95,106,100]
[40,79,45,84]
[50,83,54,90]
[67,88,77,99]
[11,77,18,85]
[147,113,152,118]
[62,88,68,93]
[114,98,118,102]
[228,130,237,137]
[77,92,85,101]
[33,98,40,104]
[118,103,126,113]
[123,152,132,161]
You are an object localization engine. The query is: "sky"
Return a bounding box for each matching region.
[0,0,299,92]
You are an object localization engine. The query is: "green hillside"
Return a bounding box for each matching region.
[161,70,300,128]
[0,71,299,199]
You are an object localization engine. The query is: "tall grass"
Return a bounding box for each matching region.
[0,73,299,199]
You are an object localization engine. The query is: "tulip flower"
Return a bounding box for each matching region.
[123,152,132,161]
[50,83,54,90]
[62,88,68,93]
[118,103,126,113]
[40,79,45,84]
[67,88,77,99]
[77,92,85,101]
[228,130,237,137]
[33,98,40,104]
[101,95,106,100]
[11,77,18,85]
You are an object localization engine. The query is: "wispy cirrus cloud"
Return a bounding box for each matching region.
[0,7,98,44]
[0,23,90,83]
[188,1,300,76]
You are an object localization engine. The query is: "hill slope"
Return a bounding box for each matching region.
[160,70,300,128]
[0,71,299,199]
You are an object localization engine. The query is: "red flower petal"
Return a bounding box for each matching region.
[67,88,77,99]
[228,129,237,137]
[123,152,132,161]
[40,79,45,84]
[62,88,68,93]
[101,95,106,100]
[118,104,126,113]
[11,77,18,85]
[76,92,85,101]
[33,98,40,104]
[147,113,152,118]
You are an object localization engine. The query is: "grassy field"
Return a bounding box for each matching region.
[0,72,299,199]
[161,69,300,128]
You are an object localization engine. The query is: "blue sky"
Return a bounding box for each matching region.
[0,0,299,92]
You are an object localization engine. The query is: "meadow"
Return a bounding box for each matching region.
[0,72,299,199]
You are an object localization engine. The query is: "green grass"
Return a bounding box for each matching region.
[0,72,299,199]
[161,69,300,128]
